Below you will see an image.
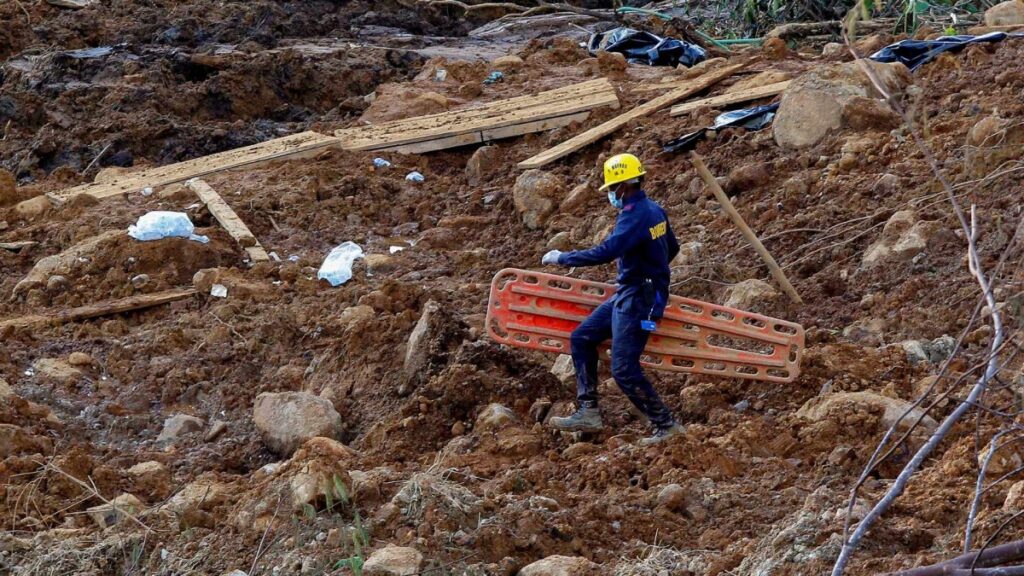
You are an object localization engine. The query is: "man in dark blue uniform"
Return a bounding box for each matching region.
[541,153,684,446]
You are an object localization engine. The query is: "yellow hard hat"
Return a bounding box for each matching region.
[599,153,646,191]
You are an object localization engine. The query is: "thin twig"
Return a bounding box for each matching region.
[83,142,112,174]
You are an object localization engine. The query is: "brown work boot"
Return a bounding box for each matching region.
[639,424,684,446]
[549,406,603,433]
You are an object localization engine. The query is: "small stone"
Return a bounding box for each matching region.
[131,273,150,288]
[253,392,343,456]
[127,461,172,500]
[546,232,572,251]
[157,414,205,442]
[46,275,69,293]
[13,195,52,220]
[822,42,845,57]
[519,555,599,576]
[466,145,502,186]
[205,420,228,442]
[67,352,94,367]
[723,279,781,311]
[192,268,220,293]
[451,421,466,436]
[364,254,398,274]
[1005,480,1024,511]
[513,170,564,230]
[561,183,591,213]
[656,483,688,512]
[86,493,144,528]
[476,403,516,432]
[363,545,424,576]
[561,442,599,460]
[550,354,575,386]
[493,54,525,72]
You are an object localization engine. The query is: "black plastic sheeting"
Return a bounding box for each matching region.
[588,27,707,68]
[868,32,1019,71]
[663,104,779,153]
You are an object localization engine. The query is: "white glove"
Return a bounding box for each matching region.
[541,250,563,266]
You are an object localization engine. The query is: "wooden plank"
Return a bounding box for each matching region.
[0,289,197,331]
[187,179,257,247]
[49,132,341,203]
[690,152,802,304]
[340,78,613,141]
[335,79,619,151]
[369,110,592,154]
[669,80,791,117]
[245,246,271,262]
[518,63,747,170]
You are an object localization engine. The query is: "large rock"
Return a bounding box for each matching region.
[862,210,945,268]
[253,392,343,456]
[774,60,912,149]
[985,0,1024,25]
[797,391,938,434]
[363,545,424,576]
[519,555,600,576]
[127,461,172,500]
[466,145,502,186]
[513,170,564,230]
[12,195,52,220]
[403,300,442,385]
[157,414,205,442]
[724,279,781,311]
[166,474,234,514]
[32,358,82,385]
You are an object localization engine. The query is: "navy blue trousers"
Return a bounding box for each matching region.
[570,288,675,429]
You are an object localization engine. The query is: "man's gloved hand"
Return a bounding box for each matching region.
[541,250,563,266]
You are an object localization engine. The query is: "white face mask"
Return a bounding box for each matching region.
[607,189,624,209]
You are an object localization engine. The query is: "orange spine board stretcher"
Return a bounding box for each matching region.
[485,268,805,383]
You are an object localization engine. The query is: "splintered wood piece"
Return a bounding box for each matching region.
[0,288,197,331]
[669,80,791,116]
[517,62,747,169]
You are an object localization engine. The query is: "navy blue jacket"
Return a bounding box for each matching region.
[558,190,679,291]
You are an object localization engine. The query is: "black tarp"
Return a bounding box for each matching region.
[868,32,1015,71]
[663,104,779,153]
[588,27,707,68]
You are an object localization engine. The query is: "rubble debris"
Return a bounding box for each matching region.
[475,403,516,432]
[252,392,344,456]
[797,391,939,434]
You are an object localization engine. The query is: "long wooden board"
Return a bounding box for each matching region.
[187,179,270,262]
[669,80,791,117]
[0,288,197,331]
[335,79,619,153]
[517,63,747,170]
[49,132,341,203]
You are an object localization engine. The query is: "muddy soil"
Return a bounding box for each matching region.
[2,4,1024,576]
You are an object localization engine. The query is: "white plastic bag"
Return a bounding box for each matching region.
[128,211,209,243]
[317,241,364,286]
